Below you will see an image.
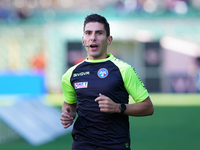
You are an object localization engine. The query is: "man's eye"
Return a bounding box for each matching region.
[98,32,103,35]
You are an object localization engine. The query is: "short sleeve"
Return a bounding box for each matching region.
[123,66,149,103]
[62,68,77,104]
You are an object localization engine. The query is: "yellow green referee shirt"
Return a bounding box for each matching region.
[62,53,149,149]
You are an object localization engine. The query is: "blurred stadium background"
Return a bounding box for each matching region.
[0,0,200,149]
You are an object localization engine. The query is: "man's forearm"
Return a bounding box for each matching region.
[124,97,154,116]
[62,101,77,118]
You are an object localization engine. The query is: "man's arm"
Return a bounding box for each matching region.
[123,96,154,116]
[60,101,77,129]
[95,94,154,116]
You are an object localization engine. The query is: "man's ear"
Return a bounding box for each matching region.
[107,36,113,46]
[82,37,85,46]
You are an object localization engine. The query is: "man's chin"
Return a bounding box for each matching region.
[88,52,103,60]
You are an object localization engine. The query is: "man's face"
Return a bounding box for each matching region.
[82,22,112,60]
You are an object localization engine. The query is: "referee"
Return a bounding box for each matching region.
[60,13,154,150]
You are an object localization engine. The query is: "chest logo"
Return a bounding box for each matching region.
[97,68,109,78]
[74,82,88,89]
[73,71,90,77]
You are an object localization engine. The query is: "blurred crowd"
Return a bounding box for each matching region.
[0,0,200,24]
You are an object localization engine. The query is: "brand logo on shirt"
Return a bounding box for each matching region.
[97,68,108,78]
[74,82,88,89]
[73,71,90,77]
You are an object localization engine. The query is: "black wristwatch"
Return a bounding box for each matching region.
[119,103,126,114]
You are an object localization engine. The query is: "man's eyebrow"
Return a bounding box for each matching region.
[95,30,104,32]
[84,30,105,33]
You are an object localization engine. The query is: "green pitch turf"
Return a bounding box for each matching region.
[0,93,199,150]
[46,93,200,106]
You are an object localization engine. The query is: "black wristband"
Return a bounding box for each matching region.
[119,103,126,114]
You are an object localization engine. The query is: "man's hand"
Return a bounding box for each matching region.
[60,107,74,129]
[95,93,120,113]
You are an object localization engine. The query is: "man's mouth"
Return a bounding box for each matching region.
[89,44,99,50]
[90,44,98,48]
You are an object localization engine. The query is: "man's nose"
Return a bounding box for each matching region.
[90,33,96,41]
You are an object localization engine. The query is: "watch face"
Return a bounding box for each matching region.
[120,103,126,111]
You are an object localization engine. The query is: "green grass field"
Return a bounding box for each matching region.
[0,93,200,150]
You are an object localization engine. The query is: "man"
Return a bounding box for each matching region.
[60,14,154,150]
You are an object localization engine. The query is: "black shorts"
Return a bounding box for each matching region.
[71,135,131,150]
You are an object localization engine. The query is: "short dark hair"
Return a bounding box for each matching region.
[83,14,110,37]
